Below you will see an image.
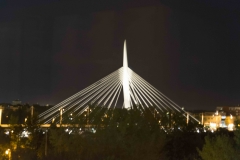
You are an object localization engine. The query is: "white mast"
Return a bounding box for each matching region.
[122,40,131,109]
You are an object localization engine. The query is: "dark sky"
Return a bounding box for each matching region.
[0,0,240,110]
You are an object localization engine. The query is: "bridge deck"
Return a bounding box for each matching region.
[0,124,94,128]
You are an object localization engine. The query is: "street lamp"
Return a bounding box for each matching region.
[59,108,64,126]
[45,129,48,157]
[52,117,55,123]
[5,149,11,160]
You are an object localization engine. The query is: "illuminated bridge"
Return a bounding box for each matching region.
[38,41,199,125]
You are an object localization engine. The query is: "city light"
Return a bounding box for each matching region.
[228,124,234,131]
[5,149,11,160]
[5,149,9,155]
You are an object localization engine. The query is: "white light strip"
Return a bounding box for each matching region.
[131,70,180,112]
[130,74,155,106]
[131,71,167,111]
[130,76,163,112]
[114,84,122,108]
[98,79,121,105]
[108,82,122,109]
[72,74,121,118]
[131,69,199,122]
[104,81,122,107]
[41,68,121,123]
[39,68,121,119]
[72,74,120,113]
[128,78,149,108]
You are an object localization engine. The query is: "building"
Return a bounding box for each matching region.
[216,106,240,116]
[191,106,239,131]
[12,99,21,106]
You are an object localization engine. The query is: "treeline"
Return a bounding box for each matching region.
[0,106,240,159]
[1,104,49,124]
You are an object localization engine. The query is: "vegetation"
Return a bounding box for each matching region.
[197,120,240,160]
[1,105,240,159]
[198,134,236,160]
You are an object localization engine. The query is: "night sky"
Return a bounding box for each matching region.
[0,0,240,110]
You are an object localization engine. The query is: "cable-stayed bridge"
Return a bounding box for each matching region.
[38,40,200,125]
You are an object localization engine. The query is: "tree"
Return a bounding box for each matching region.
[233,118,240,158]
[0,127,11,160]
[36,106,167,160]
[164,128,203,159]
[198,134,237,160]
[6,108,41,159]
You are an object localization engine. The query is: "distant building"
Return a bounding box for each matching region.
[190,106,239,131]
[9,106,19,111]
[12,99,21,106]
[202,111,228,130]
[216,106,240,116]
